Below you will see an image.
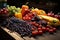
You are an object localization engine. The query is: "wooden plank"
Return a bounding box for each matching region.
[1,27,36,40]
[1,27,60,40]
[1,27,24,40]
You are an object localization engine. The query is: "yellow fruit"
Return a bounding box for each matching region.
[38,10,46,15]
[38,15,60,26]
[15,13,22,19]
[31,8,46,15]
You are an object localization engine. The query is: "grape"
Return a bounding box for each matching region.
[38,20,47,26]
[3,17,33,37]
[54,15,59,18]
[47,13,52,16]
[31,15,40,22]
[58,15,60,20]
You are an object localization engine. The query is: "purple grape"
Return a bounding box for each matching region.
[5,17,33,37]
[38,20,47,26]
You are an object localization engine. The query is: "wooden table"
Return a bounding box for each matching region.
[1,27,60,40]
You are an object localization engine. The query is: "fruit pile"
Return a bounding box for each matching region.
[47,11,60,20]
[0,5,60,37]
[0,8,9,19]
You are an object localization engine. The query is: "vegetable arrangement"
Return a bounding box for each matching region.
[0,5,60,37]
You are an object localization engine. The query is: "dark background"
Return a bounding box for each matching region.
[7,0,60,13]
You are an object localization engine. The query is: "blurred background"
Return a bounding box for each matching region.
[7,0,60,13]
[0,0,60,13]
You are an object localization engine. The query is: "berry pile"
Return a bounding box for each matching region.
[29,21,56,36]
[47,12,60,20]
[0,8,9,19]
[1,17,36,37]
[0,5,60,37]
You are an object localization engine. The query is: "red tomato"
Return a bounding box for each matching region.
[28,13,33,17]
[28,17,31,20]
[32,28,35,31]
[25,17,30,20]
[46,27,50,31]
[38,30,43,34]
[50,27,53,29]
[32,31,38,35]
[25,14,29,17]
[53,27,56,31]
[49,29,54,33]
[38,28,42,31]
[32,21,36,25]
[42,27,46,32]
[35,23,39,27]
[46,25,51,28]
[23,17,26,20]
[38,25,42,28]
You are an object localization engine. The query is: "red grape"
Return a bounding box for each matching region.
[47,13,52,16]
[4,11,8,14]
[51,13,54,17]
[58,15,60,20]
[54,15,59,18]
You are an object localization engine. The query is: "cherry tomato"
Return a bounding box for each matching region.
[50,27,53,29]
[46,25,51,28]
[53,27,56,31]
[46,27,50,31]
[25,17,29,20]
[49,29,54,33]
[38,30,43,34]
[32,31,38,35]
[34,23,39,27]
[23,17,26,20]
[25,14,29,17]
[32,28,35,31]
[42,27,46,32]
[32,21,36,25]
[28,17,31,20]
[38,25,42,28]
[28,13,33,17]
[38,28,42,31]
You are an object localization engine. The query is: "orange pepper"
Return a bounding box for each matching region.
[31,8,47,16]
[21,5,29,16]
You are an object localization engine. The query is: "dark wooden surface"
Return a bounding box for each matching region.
[0,27,60,40]
[0,27,15,40]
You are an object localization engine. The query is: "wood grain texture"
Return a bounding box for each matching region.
[1,27,60,40]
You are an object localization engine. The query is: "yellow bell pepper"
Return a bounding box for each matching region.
[15,12,22,19]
